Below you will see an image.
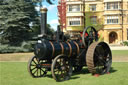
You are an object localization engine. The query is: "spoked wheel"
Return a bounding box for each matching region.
[28,56,47,78]
[86,42,112,75]
[51,54,72,82]
[82,26,98,47]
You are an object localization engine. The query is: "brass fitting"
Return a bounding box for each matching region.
[40,8,48,13]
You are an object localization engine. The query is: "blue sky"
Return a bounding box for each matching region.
[35,0,58,31]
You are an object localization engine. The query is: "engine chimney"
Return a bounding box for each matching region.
[39,7,48,37]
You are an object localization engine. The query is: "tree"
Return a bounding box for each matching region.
[84,4,104,31]
[0,0,39,45]
[31,24,55,37]
[85,12,104,31]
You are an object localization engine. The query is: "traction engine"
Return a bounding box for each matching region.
[28,7,112,82]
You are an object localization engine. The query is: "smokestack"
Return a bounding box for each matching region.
[39,7,48,37]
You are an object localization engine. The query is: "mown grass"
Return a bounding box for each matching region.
[112,50,128,56]
[0,62,128,85]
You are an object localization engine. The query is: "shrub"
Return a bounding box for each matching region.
[0,41,36,53]
[98,34,104,42]
[122,41,128,46]
[0,45,26,53]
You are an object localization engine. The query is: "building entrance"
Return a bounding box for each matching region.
[109,32,118,44]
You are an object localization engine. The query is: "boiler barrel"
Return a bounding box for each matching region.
[34,41,79,59]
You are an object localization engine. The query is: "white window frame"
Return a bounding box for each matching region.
[68,5,80,12]
[105,16,119,24]
[89,4,96,11]
[105,2,120,10]
[68,18,81,26]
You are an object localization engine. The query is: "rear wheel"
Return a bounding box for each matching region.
[86,42,112,75]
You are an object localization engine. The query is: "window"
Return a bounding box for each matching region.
[89,4,96,11]
[106,2,119,10]
[105,16,119,24]
[107,3,111,10]
[113,3,118,9]
[90,16,97,24]
[69,5,80,12]
[68,18,81,26]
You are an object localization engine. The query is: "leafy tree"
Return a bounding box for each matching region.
[84,5,103,31]
[85,12,104,31]
[0,0,39,45]
[47,24,55,35]
[31,24,55,37]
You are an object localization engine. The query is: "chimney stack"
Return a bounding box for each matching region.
[39,7,48,37]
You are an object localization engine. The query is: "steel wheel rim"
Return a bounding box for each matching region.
[28,56,47,78]
[86,42,112,75]
[51,54,72,82]
[82,26,98,47]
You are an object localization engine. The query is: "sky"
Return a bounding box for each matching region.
[35,0,58,31]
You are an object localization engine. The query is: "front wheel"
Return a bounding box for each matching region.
[28,56,47,78]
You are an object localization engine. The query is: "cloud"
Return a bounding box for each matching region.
[49,19,58,25]
[48,5,57,10]
[49,19,59,31]
[43,5,47,8]
[35,6,40,11]
[35,4,58,31]
[35,5,57,11]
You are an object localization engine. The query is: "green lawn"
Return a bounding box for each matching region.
[0,62,128,85]
[112,50,128,56]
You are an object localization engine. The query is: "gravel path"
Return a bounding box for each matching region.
[0,53,128,62]
[110,46,128,50]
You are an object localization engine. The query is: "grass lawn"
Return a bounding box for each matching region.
[0,62,128,85]
[112,50,128,56]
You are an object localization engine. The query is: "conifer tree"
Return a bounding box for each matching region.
[0,0,39,45]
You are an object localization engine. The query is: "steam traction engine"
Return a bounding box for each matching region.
[28,8,112,81]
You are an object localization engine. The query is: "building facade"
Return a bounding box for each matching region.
[58,0,128,44]
[103,0,128,44]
